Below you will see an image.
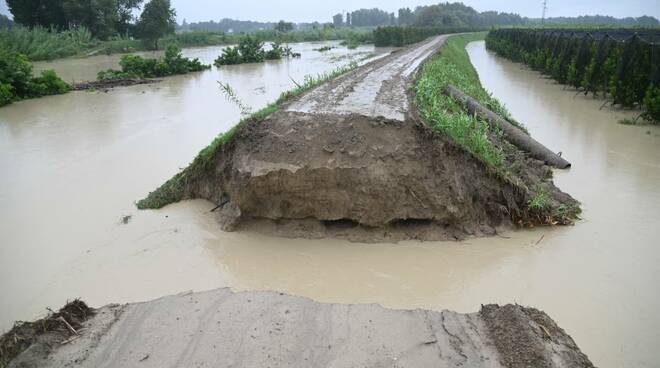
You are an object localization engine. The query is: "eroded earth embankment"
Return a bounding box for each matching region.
[140,35,577,242]
[6,289,594,368]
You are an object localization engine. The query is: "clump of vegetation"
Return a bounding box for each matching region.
[137,61,358,209]
[486,28,659,123]
[0,49,70,107]
[214,35,299,66]
[97,44,210,80]
[415,33,579,225]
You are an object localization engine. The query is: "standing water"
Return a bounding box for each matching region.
[0,40,658,368]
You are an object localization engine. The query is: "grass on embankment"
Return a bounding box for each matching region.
[415,32,519,170]
[415,32,580,224]
[136,62,359,210]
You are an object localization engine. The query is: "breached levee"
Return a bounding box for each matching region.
[5,289,595,367]
[138,35,578,242]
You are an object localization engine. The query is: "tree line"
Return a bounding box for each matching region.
[486,29,659,123]
[332,3,658,29]
[5,0,177,48]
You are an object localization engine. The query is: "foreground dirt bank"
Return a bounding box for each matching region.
[139,34,577,242]
[5,289,593,368]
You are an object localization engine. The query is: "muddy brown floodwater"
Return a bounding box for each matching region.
[0,40,658,368]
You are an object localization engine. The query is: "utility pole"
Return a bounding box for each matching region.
[541,0,548,24]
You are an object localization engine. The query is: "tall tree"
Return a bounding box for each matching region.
[7,0,67,29]
[7,0,142,39]
[116,0,144,36]
[136,0,176,49]
[397,8,414,25]
[274,20,294,33]
[62,0,118,40]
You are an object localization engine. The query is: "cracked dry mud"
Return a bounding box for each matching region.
[170,35,575,242]
[8,289,594,368]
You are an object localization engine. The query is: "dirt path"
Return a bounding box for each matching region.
[287,36,448,120]
[8,289,593,368]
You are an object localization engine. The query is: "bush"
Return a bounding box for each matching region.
[643,85,660,122]
[0,83,13,106]
[214,36,299,66]
[97,44,210,80]
[0,49,70,106]
[27,70,71,97]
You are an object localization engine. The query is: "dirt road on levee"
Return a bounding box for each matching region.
[159,34,575,243]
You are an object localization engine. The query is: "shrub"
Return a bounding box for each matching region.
[0,83,13,106]
[97,44,210,80]
[27,70,71,97]
[215,46,243,65]
[0,49,70,106]
[214,36,298,66]
[643,85,660,122]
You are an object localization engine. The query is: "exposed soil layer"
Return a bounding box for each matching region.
[0,300,94,368]
[140,35,577,242]
[5,289,594,368]
[72,78,160,91]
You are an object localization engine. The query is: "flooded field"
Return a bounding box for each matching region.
[1,40,659,368]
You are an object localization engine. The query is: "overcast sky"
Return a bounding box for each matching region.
[1,0,658,23]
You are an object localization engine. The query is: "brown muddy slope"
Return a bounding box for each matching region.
[139,35,577,242]
[6,289,594,368]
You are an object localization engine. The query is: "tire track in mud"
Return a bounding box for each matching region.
[286,36,448,120]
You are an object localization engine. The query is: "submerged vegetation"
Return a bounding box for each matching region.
[0,49,70,107]
[97,44,210,80]
[214,35,300,66]
[486,29,660,123]
[137,61,359,209]
[415,33,579,224]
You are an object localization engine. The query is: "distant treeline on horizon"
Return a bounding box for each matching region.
[178,3,659,33]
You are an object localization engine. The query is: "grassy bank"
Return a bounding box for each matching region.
[415,32,580,223]
[137,62,359,209]
[415,32,514,169]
